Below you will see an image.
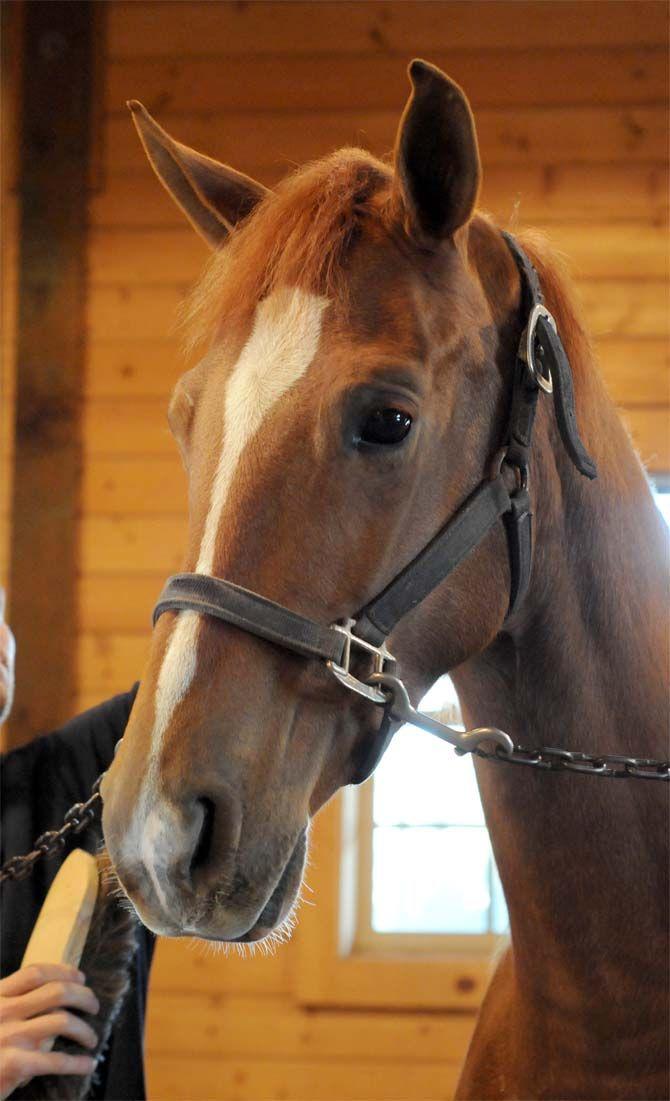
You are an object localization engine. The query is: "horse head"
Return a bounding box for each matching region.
[102,61,535,941]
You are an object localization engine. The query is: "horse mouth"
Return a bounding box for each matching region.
[200,827,307,944]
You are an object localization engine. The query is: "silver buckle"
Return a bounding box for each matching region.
[519,303,555,394]
[326,619,396,705]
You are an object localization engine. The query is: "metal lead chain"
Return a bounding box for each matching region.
[463,744,670,781]
[0,775,105,884]
[368,673,670,782]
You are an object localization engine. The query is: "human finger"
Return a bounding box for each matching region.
[0,964,84,999]
[2,980,99,1021]
[0,1048,96,1099]
[6,1010,98,1050]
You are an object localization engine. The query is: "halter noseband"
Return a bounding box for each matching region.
[153,233,597,767]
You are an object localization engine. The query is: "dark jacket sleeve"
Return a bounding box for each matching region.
[1,687,156,1101]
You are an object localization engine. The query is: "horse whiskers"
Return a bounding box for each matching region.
[97,847,139,916]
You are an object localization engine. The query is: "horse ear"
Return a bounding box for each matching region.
[128,101,269,249]
[393,60,481,247]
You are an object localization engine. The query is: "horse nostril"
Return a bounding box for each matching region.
[190,797,215,876]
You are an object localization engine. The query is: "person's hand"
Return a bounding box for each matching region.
[0,588,15,724]
[0,963,99,1099]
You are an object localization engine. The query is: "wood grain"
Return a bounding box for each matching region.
[104,105,669,174]
[108,2,669,58]
[146,1055,461,1101]
[107,48,669,114]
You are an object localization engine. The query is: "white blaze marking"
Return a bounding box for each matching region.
[196,286,329,573]
[139,287,328,855]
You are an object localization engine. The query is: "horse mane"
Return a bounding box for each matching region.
[181,148,391,352]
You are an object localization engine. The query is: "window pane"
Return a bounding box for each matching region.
[373,727,485,827]
[372,825,495,934]
[418,674,461,719]
[370,674,510,937]
[653,487,670,528]
[491,860,509,935]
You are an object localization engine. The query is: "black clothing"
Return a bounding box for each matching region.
[1,687,154,1101]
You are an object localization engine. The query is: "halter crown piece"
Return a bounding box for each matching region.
[153,233,601,777]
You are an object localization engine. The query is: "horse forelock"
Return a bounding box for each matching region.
[180,148,392,354]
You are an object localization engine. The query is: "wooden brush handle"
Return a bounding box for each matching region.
[20,850,99,1054]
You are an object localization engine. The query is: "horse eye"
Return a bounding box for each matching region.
[359,408,413,447]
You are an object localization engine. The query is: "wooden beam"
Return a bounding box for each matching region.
[8,1,99,746]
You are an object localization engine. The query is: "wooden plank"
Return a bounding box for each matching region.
[106,48,669,115]
[82,456,186,513]
[85,341,189,397]
[494,165,669,226]
[621,407,670,472]
[79,574,167,632]
[88,229,205,289]
[78,632,149,692]
[83,398,175,456]
[86,284,189,342]
[104,106,668,175]
[81,516,185,572]
[146,991,475,1062]
[595,339,670,406]
[533,223,669,281]
[146,1054,461,1101]
[576,281,668,338]
[613,341,670,404]
[108,2,669,58]
[88,223,669,285]
[149,936,292,997]
[91,165,670,229]
[7,2,98,746]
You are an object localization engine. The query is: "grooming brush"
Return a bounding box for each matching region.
[11,850,138,1101]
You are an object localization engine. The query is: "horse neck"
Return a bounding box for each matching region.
[452,384,669,1021]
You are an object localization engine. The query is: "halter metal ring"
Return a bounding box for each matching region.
[521,303,555,394]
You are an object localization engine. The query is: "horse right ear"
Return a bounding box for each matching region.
[128,101,269,249]
[393,60,481,248]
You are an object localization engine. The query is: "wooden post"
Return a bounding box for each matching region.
[7,1,99,747]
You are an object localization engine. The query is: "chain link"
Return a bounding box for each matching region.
[0,774,104,884]
[462,743,670,780]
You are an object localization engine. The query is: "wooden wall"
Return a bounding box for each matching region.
[7,2,670,1098]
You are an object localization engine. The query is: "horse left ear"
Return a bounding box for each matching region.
[393,60,481,247]
[128,101,269,248]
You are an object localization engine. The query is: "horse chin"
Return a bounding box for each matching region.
[228,827,307,944]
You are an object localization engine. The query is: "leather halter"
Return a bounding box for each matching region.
[153,233,597,771]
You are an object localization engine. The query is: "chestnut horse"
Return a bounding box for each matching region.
[101,62,669,1099]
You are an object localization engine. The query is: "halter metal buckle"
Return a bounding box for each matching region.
[327,619,396,705]
[520,303,555,394]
